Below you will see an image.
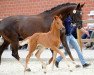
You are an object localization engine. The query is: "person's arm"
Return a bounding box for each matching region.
[80,27,90,37]
[89,27,94,30]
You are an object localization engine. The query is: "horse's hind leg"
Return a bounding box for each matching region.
[11,41,20,61]
[0,40,9,64]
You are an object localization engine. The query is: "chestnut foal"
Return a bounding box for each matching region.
[19,16,74,73]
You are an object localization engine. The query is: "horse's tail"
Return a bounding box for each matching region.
[0,36,4,46]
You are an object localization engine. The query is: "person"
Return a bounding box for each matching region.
[55,15,91,68]
[71,26,77,39]
[82,10,94,48]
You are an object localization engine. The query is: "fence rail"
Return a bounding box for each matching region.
[81,39,94,42]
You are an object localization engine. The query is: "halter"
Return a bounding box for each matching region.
[71,9,83,29]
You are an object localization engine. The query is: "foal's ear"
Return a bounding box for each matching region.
[54,16,59,20]
[59,14,62,19]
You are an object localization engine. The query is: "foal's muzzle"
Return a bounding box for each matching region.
[60,28,65,33]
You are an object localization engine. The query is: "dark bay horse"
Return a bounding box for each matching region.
[0,3,84,63]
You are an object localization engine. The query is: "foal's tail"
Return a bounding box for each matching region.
[19,37,30,46]
[19,33,40,46]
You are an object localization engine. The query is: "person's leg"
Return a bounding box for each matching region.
[89,31,93,36]
[90,31,94,48]
[70,35,86,65]
[69,35,90,66]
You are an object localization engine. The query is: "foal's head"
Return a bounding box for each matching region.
[51,15,64,31]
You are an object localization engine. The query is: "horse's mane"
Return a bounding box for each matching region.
[41,3,77,14]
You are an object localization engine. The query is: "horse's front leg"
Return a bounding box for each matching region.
[60,33,74,61]
[60,34,80,68]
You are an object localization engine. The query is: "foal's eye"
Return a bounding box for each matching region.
[57,22,59,24]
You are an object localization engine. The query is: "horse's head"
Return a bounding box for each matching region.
[69,3,85,29]
[41,3,85,29]
[52,15,64,30]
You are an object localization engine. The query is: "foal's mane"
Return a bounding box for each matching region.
[41,3,77,14]
[50,20,56,31]
[50,18,61,32]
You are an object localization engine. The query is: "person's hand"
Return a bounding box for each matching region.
[84,26,89,30]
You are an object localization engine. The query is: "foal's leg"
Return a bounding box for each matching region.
[51,51,57,70]
[35,47,46,68]
[51,47,72,71]
[48,50,53,64]
[25,42,37,72]
[35,47,48,73]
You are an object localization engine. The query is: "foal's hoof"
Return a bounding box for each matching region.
[75,65,81,68]
[26,68,31,72]
[44,71,47,74]
[42,65,46,69]
[42,66,43,69]
[69,70,73,72]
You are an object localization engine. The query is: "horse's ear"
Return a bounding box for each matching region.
[80,3,85,8]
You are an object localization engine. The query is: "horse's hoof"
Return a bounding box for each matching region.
[26,68,31,72]
[12,53,20,60]
[75,65,81,68]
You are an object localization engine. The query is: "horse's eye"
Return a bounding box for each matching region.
[73,10,76,14]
